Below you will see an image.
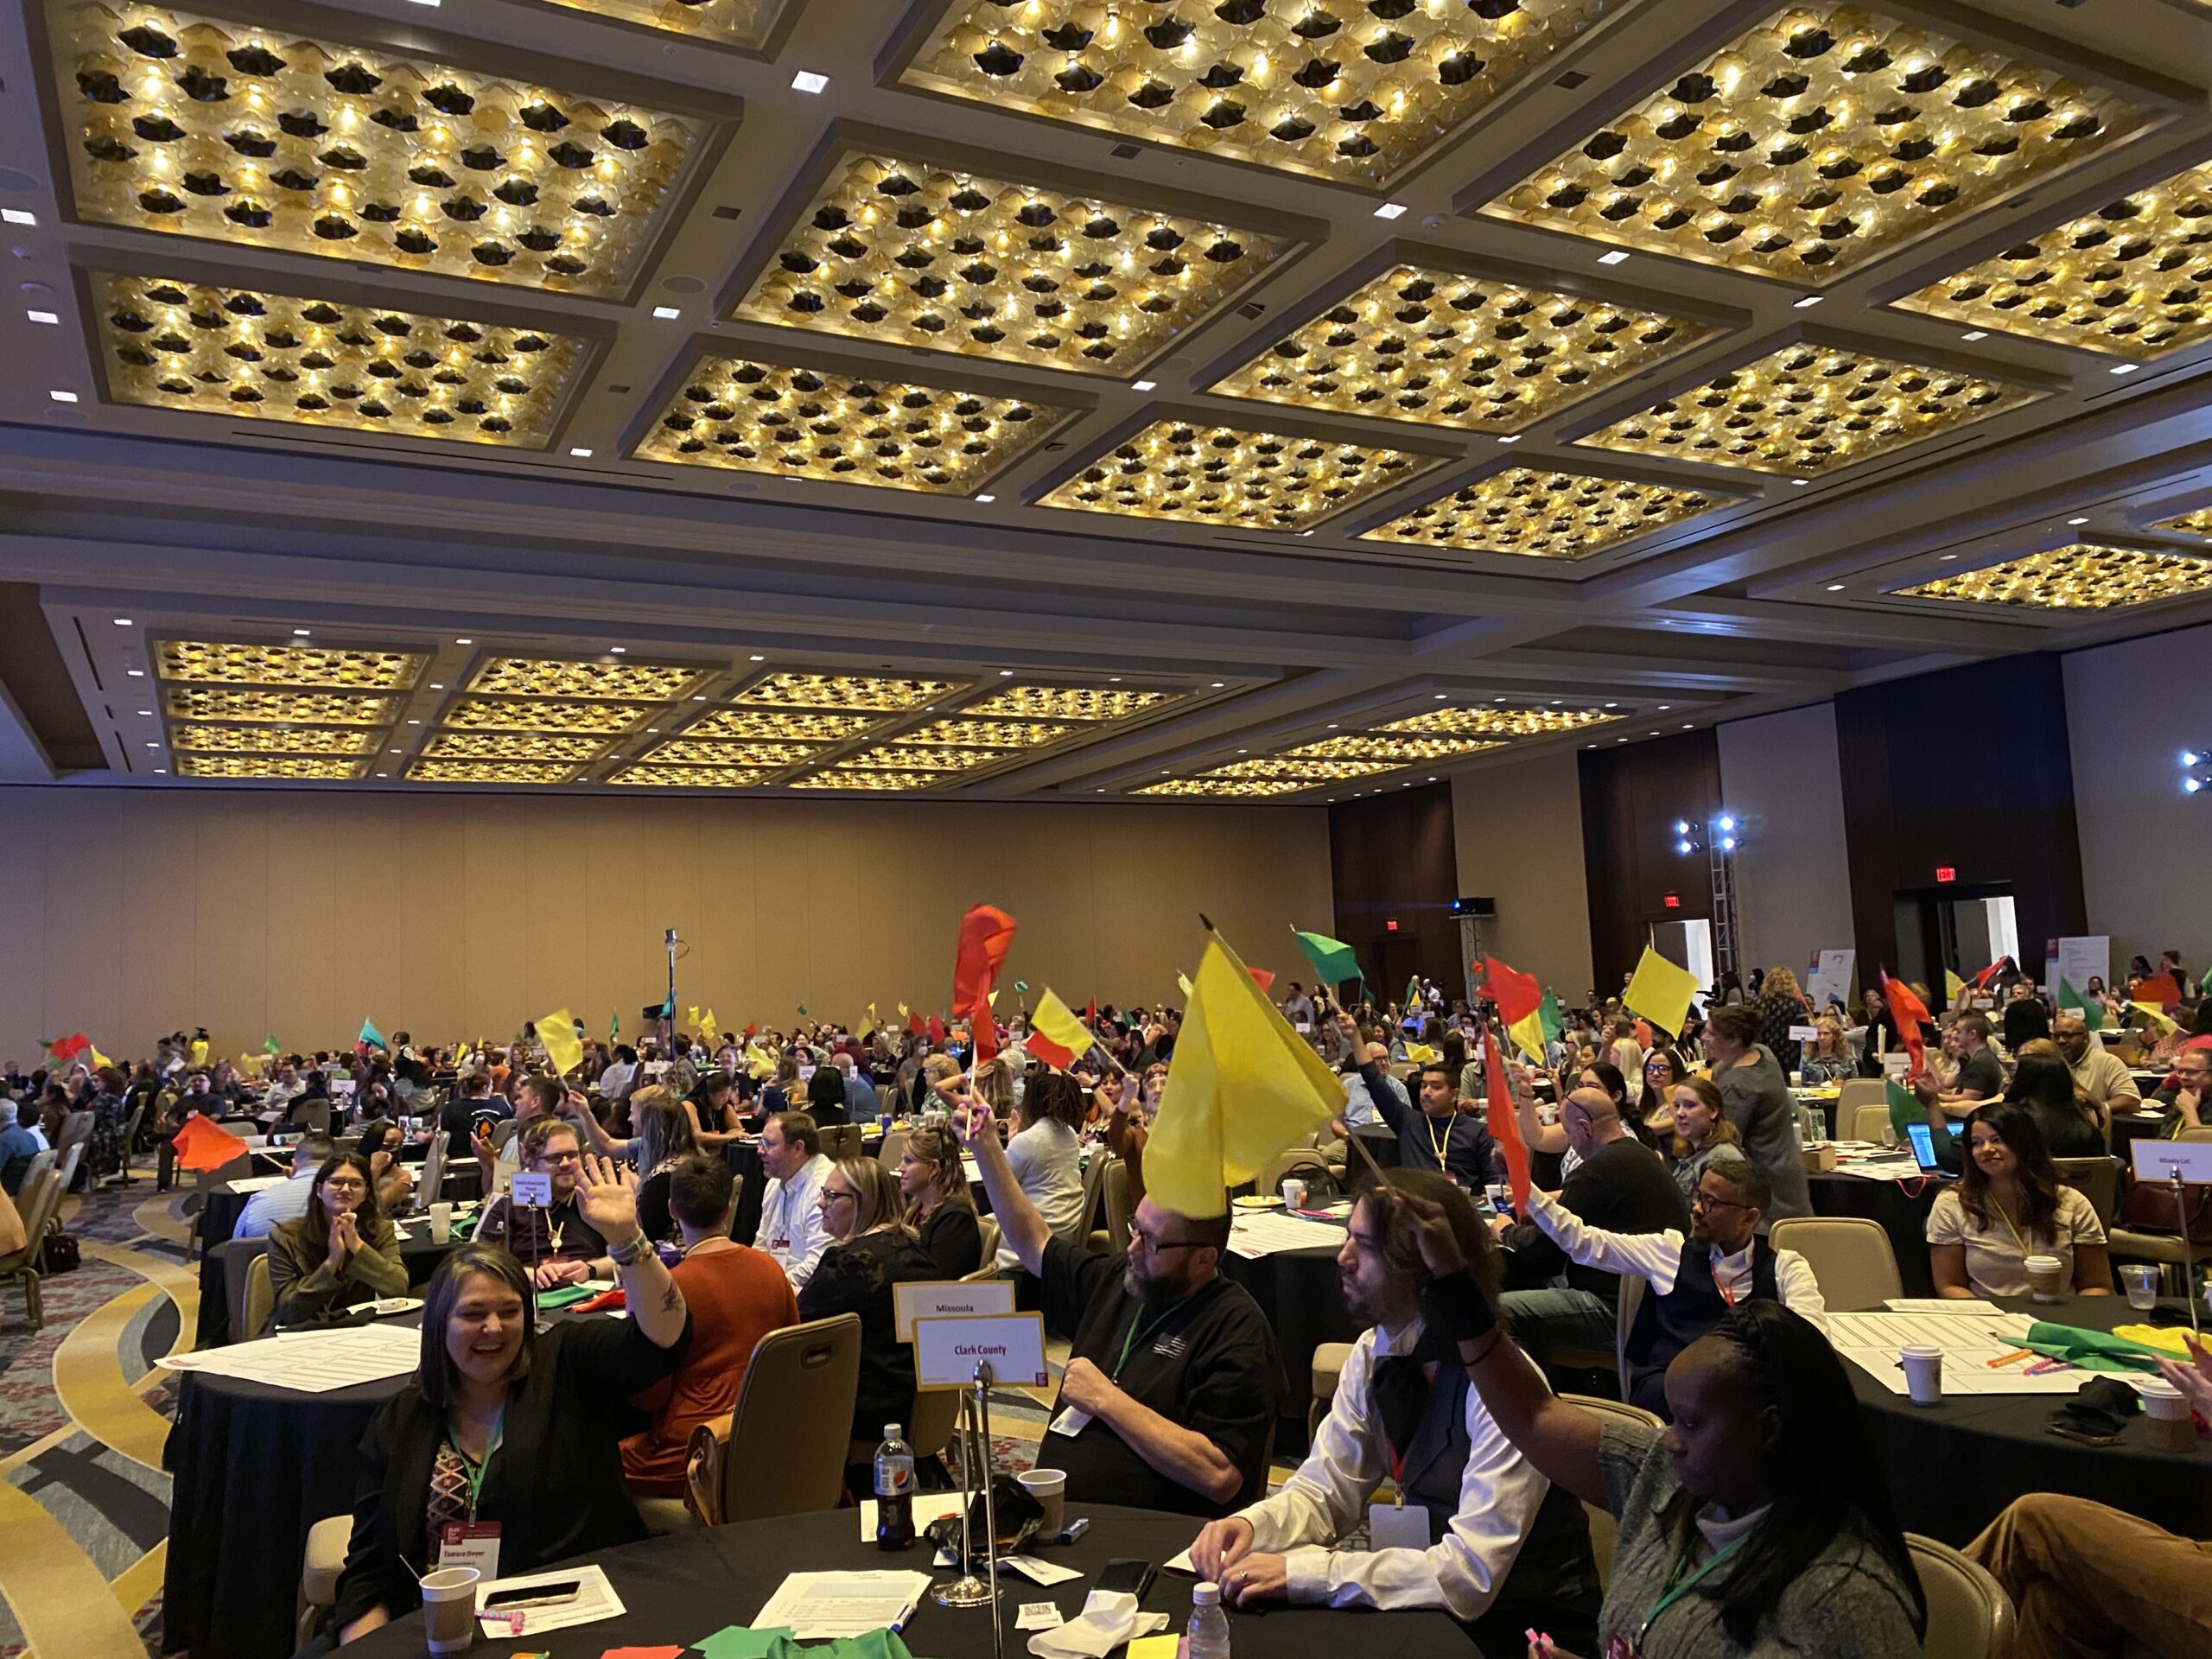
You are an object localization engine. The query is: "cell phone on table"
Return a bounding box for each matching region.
[481,1578,583,1611]
[1092,1558,1155,1602]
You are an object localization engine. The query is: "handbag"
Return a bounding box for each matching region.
[38,1232,80,1274]
[2121,1174,2212,1233]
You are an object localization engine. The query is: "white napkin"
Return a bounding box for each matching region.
[1023,1589,1170,1658]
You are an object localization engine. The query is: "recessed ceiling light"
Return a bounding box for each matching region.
[1961,330,1988,341]
[137,709,151,716]
[1210,681,1225,689]
[112,617,131,626]
[652,307,681,321]
[1374,202,1408,220]
[1495,435,1521,444]
[570,447,594,459]
[2067,516,2089,525]
[49,390,78,403]
[429,683,443,690]
[750,654,766,662]
[1132,379,1157,391]
[693,695,708,702]
[791,70,830,95]
[1,209,35,226]
[145,741,158,748]
[1939,553,1958,561]
[999,669,1015,677]
[609,645,626,654]
[292,628,310,637]
[154,768,167,774]
[2111,363,2140,376]
[1326,723,1338,729]
[1109,677,1122,683]
[1657,706,1670,711]
[455,638,473,645]
[27,309,57,326]
[1792,296,1821,309]
[1791,479,1810,486]
[976,493,995,503]
[1604,702,1617,709]
[1597,250,1630,265]
[407,719,421,726]
[1436,693,1450,700]
[1682,723,1694,729]
[1826,582,1846,591]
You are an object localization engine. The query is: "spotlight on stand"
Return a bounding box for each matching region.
[2184,751,2210,796]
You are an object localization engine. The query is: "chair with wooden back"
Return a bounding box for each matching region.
[1849,1102,1896,1144]
[683,1313,861,1527]
[217,1236,272,1344]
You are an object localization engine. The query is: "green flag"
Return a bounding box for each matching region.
[610,1009,620,1040]
[1537,992,1565,1044]
[1886,1077,1950,1159]
[1292,927,1361,990]
[1402,976,1421,1008]
[797,1002,808,1016]
[2057,979,2105,1032]
[262,1034,280,1056]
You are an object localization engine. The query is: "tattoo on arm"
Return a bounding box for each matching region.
[662,1285,680,1312]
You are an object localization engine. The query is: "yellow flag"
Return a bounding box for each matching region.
[866,1002,879,1032]
[537,1010,584,1077]
[2132,1001,2178,1037]
[1944,969,1966,1004]
[898,1001,910,1018]
[1032,989,1095,1057]
[188,1038,209,1065]
[1404,1042,1438,1065]
[1146,931,1344,1218]
[687,1006,701,1033]
[1624,948,1699,1039]
[90,1042,113,1071]
[1177,972,1194,999]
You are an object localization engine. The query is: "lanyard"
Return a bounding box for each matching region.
[1424,1112,1453,1172]
[1992,1200,2031,1258]
[1710,1248,1750,1308]
[1114,1292,1195,1381]
[446,1410,504,1520]
[1639,1530,1747,1643]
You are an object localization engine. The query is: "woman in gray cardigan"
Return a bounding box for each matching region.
[263,1151,408,1332]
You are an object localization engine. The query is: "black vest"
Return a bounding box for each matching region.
[1627,1236,1781,1414]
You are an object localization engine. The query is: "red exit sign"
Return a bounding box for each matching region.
[1662,892,1681,909]
[1385,917,1400,932]
[1936,867,1956,885]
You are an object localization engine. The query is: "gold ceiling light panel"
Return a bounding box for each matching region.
[48,0,705,296]
[895,718,1073,748]
[1135,776,1311,798]
[2151,506,2212,541]
[1895,543,2212,610]
[1040,417,1439,531]
[169,723,376,754]
[1202,757,1395,782]
[1575,339,2042,477]
[686,707,875,741]
[442,696,648,732]
[1363,465,1738,559]
[740,672,957,711]
[839,744,1010,772]
[175,753,367,779]
[1381,704,1617,737]
[641,738,819,767]
[609,764,773,788]
[792,769,954,791]
[895,0,1617,188]
[961,685,1175,721]
[1478,6,2151,285]
[162,686,398,725]
[732,145,1294,377]
[1894,158,2212,359]
[467,656,705,701]
[409,760,578,785]
[1287,734,1506,762]
[422,731,607,761]
[156,638,423,689]
[636,355,1071,494]
[534,0,798,50]
[90,271,588,446]
[1213,262,1719,434]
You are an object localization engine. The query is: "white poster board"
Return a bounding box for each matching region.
[913,1313,1050,1391]
[1808,950,1856,1014]
[2050,937,2110,1000]
[892,1278,1016,1342]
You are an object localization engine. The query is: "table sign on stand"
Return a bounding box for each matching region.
[893,1278,1017,1342]
[2130,1138,2212,1341]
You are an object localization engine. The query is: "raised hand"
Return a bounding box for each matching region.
[573,1153,640,1244]
[1389,1188,1469,1277]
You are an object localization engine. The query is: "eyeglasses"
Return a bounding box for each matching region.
[537,1149,582,1166]
[822,1188,856,1205]
[1691,1189,1751,1211]
[1127,1220,1205,1254]
[321,1178,367,1194]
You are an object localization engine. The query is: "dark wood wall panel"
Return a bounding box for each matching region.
[1579,729,1723,997]
[1327,781,1458,1003]
[1834,652,2086,976]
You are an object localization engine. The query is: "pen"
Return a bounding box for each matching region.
[1986,1348,2032,1369]
[889,1599,920,1635]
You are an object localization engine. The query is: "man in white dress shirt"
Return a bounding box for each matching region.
[1520,1156,1824,1417]
[1189,1169,1598,1656]
[753,1110,834,1290]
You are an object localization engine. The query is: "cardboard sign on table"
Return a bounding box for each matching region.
[913,1312,1050,1390]
[892,1278,1016,1342]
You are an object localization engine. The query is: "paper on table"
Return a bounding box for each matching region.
[1162,1548,1196,1575]
[1017,1602,1064,1631]
[752,1570,932,1642]
[155,1324,420,1392]
[474,1562,624,1638]
[692,1625,793,1659]
[1816,1310,2088,1395]
[1226,1211,1348,1258]
[856,1491,966,1542]
[1127,1638,1180,1659]
[1828,1160,1928,1183]
[222,1173,297,1192]
[1885,1298,2001,1314]
[601,1648,683,1658]
[1003,1554,1084,1586]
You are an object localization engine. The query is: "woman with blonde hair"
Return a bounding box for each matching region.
[1664,1076,1746,1205]
[899,1120,981,1277]
[1799,1017,1857,1086]
[802,1158,938,1484]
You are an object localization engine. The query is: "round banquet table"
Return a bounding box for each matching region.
[340,1504,1469,1658]
[1218,1214,1359,1457]
[2110,1109,2171,1163]
[1807,1167,1943,1297]
[1850,1294,2212,1546]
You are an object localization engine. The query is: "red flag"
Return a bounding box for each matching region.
[1248,967,1276,993]
[1883,971,1932,1081]
[47,1033,90,1062]
[953,904,1017,1064]
[171,1114,249,1174]
[1483,1027,1531,1211]
[1479,957,1542,1029]
[906,1011,925,1037]
[1027,1031,1077,1071]
[926,1014,946,1046]
[1085,998,1097,1026]
[743,1021,757,1039]
[2133,971,2182,1009]
[1633,1020,1656,1052]
[1970,958,2009,990]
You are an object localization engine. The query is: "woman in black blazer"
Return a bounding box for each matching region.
[326,1157,690,1646]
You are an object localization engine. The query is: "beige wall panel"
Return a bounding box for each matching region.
[459,797,529,1043]
[41,793,126,1052]
[521,797,590,1021]
[1453,751,1596,1001]
[391,797,470,1045]
[114,791,188,1057]
[579,801,646,1046]
[639,801,707,1029]
[0,796,49,1069]
[191,795,265,1060]
[329,800,402,1050]
[695,803,761,1037]
[261,793,339,1058]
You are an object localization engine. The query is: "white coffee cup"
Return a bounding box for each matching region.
[1789,1071,1803,1088]
[1280,1178,1306,1211]
[2024,1254,2064,1303]
[1018,1466,1067,1535]
[2139,1379,2196,1452]
[429,1201,453,1244]
[1901,1344,1943,1406]
[421,1565,480,1654]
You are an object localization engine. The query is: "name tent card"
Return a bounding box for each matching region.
[2132,1140,2212,1184]
[893,1277,1017,1342]
[913,1312,1050,1390]
[511,1171,553,1207]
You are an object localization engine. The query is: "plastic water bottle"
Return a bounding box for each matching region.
[1185,1582,1230,1657]
[873,1423,915,1550]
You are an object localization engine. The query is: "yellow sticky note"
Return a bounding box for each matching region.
[1127,1638,1180,1659]
[1624,948,1699,1039]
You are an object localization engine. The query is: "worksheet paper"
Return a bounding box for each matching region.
[221,1173,298,1193]
[1815,1310,2089,1395]
[752,1571,932,1642]
[1827,1158,1929,1183]
[474,1563,624,1638]
[1227,1212,1348,1257]
[156,1323,421,1392]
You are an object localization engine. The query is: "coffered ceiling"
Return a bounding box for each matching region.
[5,0,2212,805]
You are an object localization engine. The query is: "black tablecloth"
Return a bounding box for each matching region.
[2111,1110,2170,1164]
[1220,1221,1357,1458]
[1808,1169,1944,1297]
[341,1504,1468,1658]
[1851,1294,2212,1545]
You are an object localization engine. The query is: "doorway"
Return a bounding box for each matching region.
[1893,883,2019,1006]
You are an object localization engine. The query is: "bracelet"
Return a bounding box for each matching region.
[1421,1268,1497,1344]
[607,1234,647,1268]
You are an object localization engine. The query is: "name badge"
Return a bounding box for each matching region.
[1047,1405,1094,1438]
[1367,1502,1430,1552]
[438,1521,500,1582]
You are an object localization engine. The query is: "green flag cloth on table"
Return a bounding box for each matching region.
[2019,1322,2169,1374]
[1292,927,1362,992]
[2057,979,2105,1032]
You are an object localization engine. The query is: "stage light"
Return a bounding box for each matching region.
[1717,815,1737,834]
[1674,820,1690,836]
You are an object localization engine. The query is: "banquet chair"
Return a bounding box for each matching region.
[2051,1156,2120,1229]
[1100,1158,1135,1246]
[1849,1103,1896,1144]
[1907,1533,2016,1658]
[0,1170,63,1329]
[299,1514,350,1648]
[1835,1077,1889,1116]
[877,1128,909,1173]
[1614,1274,1644,1399]
[1559,1395,1665,1589]
[1769,1217,1902,1310]
[1309,1341,1354,1438]
[681,1313,861,1528]
[1080,1150,1114,1252]
[216,1237,270,1344]
[822,1123,867,1162]
[113,1096,152,1186]
[244,1254,274,1340]
[975,1213,1001,1267]
[17,1147,55,1195]
[2106,1128,2212,1287]
[416,1131,448,1209]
